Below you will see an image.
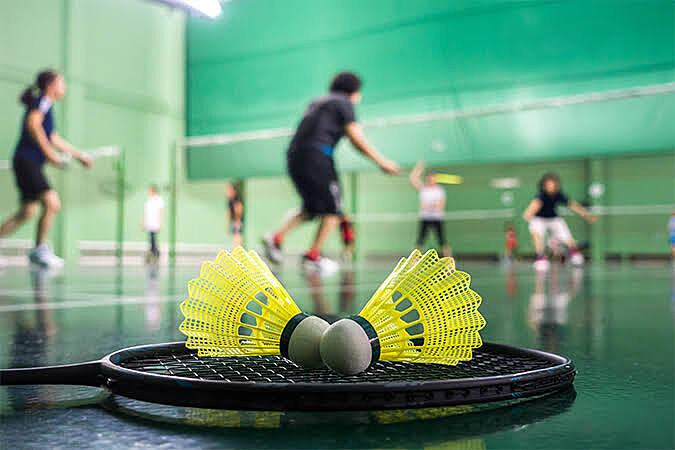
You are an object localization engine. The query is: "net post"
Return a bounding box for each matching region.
[169,141,179,266]
[115,147,125,266]
[589,158,606,266]
[350,172,359,262]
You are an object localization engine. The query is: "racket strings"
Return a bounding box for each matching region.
[118,345,556,384]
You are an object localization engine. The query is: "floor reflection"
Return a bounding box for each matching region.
[527,265,583,353]
[144,264,161,332]
[339,268,356,315]
[96,387,575,449]
[301,267,357,321]
[7,267,57,411]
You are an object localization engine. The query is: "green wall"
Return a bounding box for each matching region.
[186,0,674,178]
[0,0,185,262]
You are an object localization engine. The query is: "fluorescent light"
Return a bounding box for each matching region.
[149,0,223,18]
[183,0,222,18]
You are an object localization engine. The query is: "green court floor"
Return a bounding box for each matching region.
[1,260,673,449]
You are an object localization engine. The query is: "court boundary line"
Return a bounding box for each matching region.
[2,263,672,313]
[0,269,525,312]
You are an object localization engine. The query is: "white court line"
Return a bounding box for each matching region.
[0,285,359,312]
[353,204,674,223]
[0,272,517,313]
[354,208,515,223]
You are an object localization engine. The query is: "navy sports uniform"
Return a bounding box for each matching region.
[12,96,54,201]
[529,190,573,243]
[228,193,244,234]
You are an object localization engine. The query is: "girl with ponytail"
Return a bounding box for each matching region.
[0,69,92,268]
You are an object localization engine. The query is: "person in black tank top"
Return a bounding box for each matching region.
[522,173,596,271]
[263,72,400,272]
[225,182,244,248]
[0,70,92,268]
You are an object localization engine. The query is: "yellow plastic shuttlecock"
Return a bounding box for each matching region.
[320,249,485,375]
[179,247,329,368]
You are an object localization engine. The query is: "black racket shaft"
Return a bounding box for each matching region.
[0,361,103,387]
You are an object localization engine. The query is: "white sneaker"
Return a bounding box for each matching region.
[533,257,550,272]
[302,255,339,276]
[569,251,584,266]
[29,245,65,268]
[262,233,283,264]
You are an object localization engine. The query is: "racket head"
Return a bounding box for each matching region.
[93,341,575,411]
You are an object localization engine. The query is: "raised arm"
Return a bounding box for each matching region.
[50,132,92,168]
[568,200,597,223]
[523,198,543,222]
[26,110,62,167]
[345,122,399,174]
[409,161,424,190]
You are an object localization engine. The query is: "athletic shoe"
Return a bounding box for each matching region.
[533,257,550,272]
[262,233,283,264]
[569,251,584,266]
[302,255,339,276]
[29,244,65,268]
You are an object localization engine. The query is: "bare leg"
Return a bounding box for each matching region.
[0,201,39,238]
[530,231,545,255]
[232,232,243,248]
[36,190,61,246]
[442,245,452,257]
[310,214,340,253]
[275,208,307,241]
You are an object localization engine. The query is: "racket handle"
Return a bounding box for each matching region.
[0,361,103,387]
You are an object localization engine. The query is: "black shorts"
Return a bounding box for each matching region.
[417,219,446,246]
[12,156,50,202]
[288,150,342,217]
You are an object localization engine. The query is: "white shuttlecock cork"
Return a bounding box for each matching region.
[321,249,486,375]
[179,247,328,368]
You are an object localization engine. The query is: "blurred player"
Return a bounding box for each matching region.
[504,222,518,264]
[263,72,399,273]
[522,173,596,271]
[144,185,164,264]
[669,211,675,261]
[0,69,92,268]
[409,161,451,257]
[225,182,244,248]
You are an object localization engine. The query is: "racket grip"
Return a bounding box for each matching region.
[0,361,103,387]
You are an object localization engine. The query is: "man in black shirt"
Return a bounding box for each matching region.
[263,72,399,273]
[523,173,596,271]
